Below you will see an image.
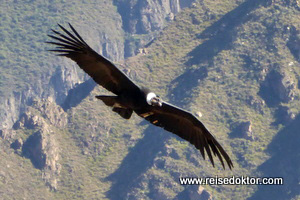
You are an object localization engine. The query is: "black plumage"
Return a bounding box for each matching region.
[47,23,233,170]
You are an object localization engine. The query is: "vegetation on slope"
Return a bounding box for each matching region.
[0,0,124,97]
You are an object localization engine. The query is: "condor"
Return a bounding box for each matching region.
[47,24,233,170]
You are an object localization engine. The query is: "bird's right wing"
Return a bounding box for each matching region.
[47,23,140,95]
[136,101,233,170]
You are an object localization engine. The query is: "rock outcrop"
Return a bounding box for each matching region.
[116,0,194,34]
[287,25,300,61]
[259,69,297,106]
[274,105,296,125]
[116,0,195,56]
[230,121,255,141]
[12,98,66,190]
[0,90,33,130]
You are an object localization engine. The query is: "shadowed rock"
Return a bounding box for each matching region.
[258,69,297,107]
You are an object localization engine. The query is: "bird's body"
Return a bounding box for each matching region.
[47,23,233,170]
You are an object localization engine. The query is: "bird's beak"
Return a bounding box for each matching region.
[151,97,162,107]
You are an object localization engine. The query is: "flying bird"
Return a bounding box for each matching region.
[47,23,233,170]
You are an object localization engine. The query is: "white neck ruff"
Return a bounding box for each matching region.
[146,92,156,105]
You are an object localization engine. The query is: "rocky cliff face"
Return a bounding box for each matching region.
[0,89,35,130]
[259,69,298,106]
[0,97,67,190]
[115,0,195,56]
[13,97,66,190]
[49,64,83,106]
[116,0,191,34]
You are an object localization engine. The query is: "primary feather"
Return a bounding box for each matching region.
[47,23,139,95]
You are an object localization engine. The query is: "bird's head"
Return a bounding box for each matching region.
[146,92,162,107]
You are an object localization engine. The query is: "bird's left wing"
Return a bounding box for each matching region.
[47,23,140,95]
[136,102,233,169]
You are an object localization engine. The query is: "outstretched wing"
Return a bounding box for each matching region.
[136,102,233,169]
[47,23,139,95]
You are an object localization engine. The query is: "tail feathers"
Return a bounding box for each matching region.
[96,95,133,119]
[96,95,118,107]
[112,107,133,119]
